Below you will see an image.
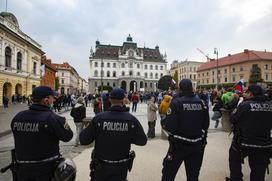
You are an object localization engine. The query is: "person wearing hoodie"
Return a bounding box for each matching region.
[70,97,86,146]
[159,95,172,121]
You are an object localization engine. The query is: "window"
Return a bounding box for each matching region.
[145,83,147,87]
[137,72,140,76]
[155,73,158,79]
[240,75,244,79]
[218,70,221,74]
[161,73,163,78]
[113,63,116,68]
[193,67,196,72]
[190,74,192,79]
[33,62,37,75]
[193,75,196,80]
[94,70,98,77]
[232,68,235,72]
[107,82,110,86]
[113,82,116,87]
[94,82,97,87]
[107,63,110,67]
[155,65,158,70]
[94,62,98,67]
[150,73,153,78]
[145,65,147,69]
[232,76,236,82]
[150,83,152,88]
[265,64,268,70]
[160,66,163,70]
[145,72,148,78]
[212,71,214,75]
[17,52,22,71]
[129,62,133,68]
[121,63,125,68]
[266,74,268,80]
[62,72,64,76]
[113,71,116,77]
[225,77,227,82]
[107,71,110,77]
[101,62,104,67]
[101,70,104,77]
[206,72,209,76]
[225,69,227,74]
[5,47,12,68]
[137,64,140,69]
[207,79,209,84]
[202,73,204,76]
[61,79,64,84]
[150,65,153,70]
[190,67,192,72]
[212,78,214,83]
[122,71,125,76]
[240,66,244,71]
[129,71,133,76]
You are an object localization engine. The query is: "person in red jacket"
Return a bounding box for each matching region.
[131,92,139,112]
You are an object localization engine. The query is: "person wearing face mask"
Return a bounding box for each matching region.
[10,86,74,181]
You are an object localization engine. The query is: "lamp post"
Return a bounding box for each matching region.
[100,51,104,93]
[214,48,219,90]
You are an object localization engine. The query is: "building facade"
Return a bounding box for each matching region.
[40,55,57,90]
[170,60,203,89]
[197,49,272,88]
[0,12,44,106]
[54,62,80,95]
[88,35,167,93]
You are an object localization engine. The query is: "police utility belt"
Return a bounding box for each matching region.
[171,130,205,143]
[16,155,60,164]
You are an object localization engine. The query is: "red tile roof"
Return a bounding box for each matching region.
[198,50,272,71]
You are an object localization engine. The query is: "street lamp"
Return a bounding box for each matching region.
[100,51,104,93]
[214,48,219,90]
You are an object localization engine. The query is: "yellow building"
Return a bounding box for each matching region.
[197,49,272,88]
[0,12,44,105]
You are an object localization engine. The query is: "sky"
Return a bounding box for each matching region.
[1,0,272,79]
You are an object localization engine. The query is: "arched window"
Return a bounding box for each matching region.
[150,72,153,78]
[113,63,116,68]
[5,47,12,68]
[155,65,158,70]
[129,71,133,76]
[107,71,110,77]
[101,70,104,77]
[155,73,158,79]
[150,65,153,70]
[94,70,98,77]
[17,52,22,71]
[145,72,148,78]
[122,71,125,76]
[137,72,140,76]
[121,63,125,68]
[113,71,116,77]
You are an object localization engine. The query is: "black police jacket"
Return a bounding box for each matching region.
[230,96,272,146]
[11,104,73,161]
[163,93,210,141]
[80,105,147,161]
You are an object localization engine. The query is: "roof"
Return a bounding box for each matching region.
[41,55,57,72]
[92,35,165,62]
[53,62,79,76]
[197,50,272,71]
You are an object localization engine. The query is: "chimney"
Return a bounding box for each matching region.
[228,54,231,57]
[244,49,249,53]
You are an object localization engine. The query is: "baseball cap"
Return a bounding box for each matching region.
[32,86,54,100]
[110,88,125,100]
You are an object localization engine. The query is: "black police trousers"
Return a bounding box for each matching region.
[228,144,270,181]
[162,143,202,181]
[16,162,55,181]
[90,163,128,181]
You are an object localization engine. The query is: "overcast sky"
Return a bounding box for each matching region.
[1,0,272,79]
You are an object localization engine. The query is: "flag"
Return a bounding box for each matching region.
[234,79,244,92]
[171,79,176,85]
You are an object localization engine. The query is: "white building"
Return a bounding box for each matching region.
[170,60,203,89]
[88,35,167,93]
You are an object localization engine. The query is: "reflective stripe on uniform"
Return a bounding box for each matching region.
[241,143,272,149]
[101,157,130,164]
[172,130,205,143]
[17,155,60,164]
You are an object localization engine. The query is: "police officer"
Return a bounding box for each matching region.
[11,86,73,181]
[161,79,210,181]
[80,88,147,181]
[226,85,272,181]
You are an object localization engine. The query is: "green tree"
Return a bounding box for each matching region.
[249,65,263,84]
[55,77,59,91]
[158,75,175,91]
[173,70,179,89]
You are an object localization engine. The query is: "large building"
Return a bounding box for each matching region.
[0,12,44,106]
[53,62,80,95]
[170,60,203,89]
[197,49,272,88]
[41,55,57,90]
[88,35,167,93]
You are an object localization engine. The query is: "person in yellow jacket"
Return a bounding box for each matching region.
[159,95,172,120]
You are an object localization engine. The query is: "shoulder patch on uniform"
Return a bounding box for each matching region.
[63,121,70,130]
[167,108,172,115]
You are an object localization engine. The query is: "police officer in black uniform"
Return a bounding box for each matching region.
[80,88,147,181]
[11,86,73,181]
[161,79,210,181]
[226,85,272,181]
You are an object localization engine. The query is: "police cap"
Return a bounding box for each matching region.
[110,88,125,100]
[179,79,193,92]
[247,85,263,96]
[32,86,54,100]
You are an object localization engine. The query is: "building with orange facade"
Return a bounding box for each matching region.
[40,55,57,90]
